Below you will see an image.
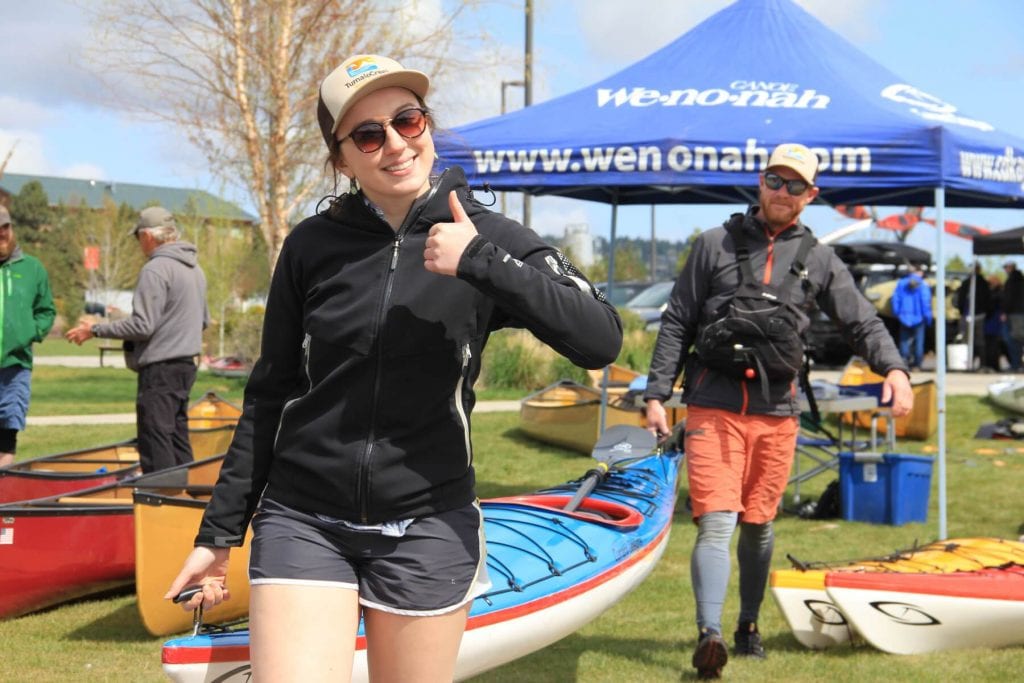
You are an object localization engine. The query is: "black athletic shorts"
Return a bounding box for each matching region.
[248,498,492,615]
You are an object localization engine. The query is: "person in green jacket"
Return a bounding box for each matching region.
[0,205,56,467]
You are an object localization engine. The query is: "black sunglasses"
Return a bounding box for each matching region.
[338,107,429,154]
[764,171,811,196]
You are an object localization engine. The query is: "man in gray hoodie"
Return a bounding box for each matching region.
[67,206,209,473]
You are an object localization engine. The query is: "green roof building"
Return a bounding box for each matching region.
[0,172,256,224]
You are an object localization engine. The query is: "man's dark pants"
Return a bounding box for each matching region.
[136,358,197,473]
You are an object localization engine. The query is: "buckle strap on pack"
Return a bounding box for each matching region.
[725,213,815,299]
[724,213,818,404]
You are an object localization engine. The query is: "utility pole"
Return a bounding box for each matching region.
[500,80,525,216]
[522,0,533,228]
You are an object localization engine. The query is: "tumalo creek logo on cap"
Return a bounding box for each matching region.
[344,57,391,88]
[778,145,810,164]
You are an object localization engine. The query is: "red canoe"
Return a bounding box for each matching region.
[0,454,226,621]
[0,393,240,504]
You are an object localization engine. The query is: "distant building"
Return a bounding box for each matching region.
[0,172,255,226]
[563,223,594,266]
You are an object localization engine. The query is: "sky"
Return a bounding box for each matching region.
[3,0,1024,266]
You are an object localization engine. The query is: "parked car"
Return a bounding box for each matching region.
[623,280,675,331]
[805,240,967,367]
[594,280,653,307]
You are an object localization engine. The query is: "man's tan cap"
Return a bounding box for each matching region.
[316,55,430,148]
[0,205,10,226]
[767,143,819,185]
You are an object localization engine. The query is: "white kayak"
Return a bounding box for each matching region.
[770,537,1024,649]
[824,564,1024,654]
[987,379,1024,415]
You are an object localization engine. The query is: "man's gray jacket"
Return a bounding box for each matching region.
[94,241,209,367]
[644,207,908,416]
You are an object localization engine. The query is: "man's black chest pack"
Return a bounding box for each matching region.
[694,214,817,401]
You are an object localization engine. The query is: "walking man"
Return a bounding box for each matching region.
[0,205,56,467]
[891,266,933,371]
[643,143,913,679]
[1002,261,1024,370]
[66,206,209,473]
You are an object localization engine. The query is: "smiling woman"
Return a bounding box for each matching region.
[164,53,622,683]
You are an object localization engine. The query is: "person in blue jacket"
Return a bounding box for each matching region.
[891,266,933,370]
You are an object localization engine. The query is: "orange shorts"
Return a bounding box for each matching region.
[684,405,799,524]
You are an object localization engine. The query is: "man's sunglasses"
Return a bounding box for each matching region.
[338,107,429,154]
[763,171,811,196]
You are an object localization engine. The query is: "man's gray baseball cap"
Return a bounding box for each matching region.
[132,206,175,236]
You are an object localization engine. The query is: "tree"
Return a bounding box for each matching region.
[675,228,703,272]
[178,198,270,357]
[52,199,147,323]
[0,142,16,180]
[86,0,492,273]
[9,181,52,246]
[946,254,968,273]
[587,245,650,284]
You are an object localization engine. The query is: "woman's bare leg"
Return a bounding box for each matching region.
[250,583,361,682]
[363,603,471,682]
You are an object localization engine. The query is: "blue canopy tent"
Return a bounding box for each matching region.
[435,0,1024,538]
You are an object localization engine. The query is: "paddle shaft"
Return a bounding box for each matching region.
[564,462,610,512]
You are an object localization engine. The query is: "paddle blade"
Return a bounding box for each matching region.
[591,425,657,464]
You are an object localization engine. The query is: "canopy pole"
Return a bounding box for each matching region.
[599,194,620,433]
[935,188,948,540]
[650,205,657,279]
[967,260,977,367]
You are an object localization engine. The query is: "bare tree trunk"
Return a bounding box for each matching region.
[85,0,496,273]
[0,142,17,181]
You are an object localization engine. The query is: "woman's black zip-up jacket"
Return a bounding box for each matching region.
[195,167,623,546]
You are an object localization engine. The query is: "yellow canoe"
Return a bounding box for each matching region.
[186,392,242,458]
[770,537,1024,649]
[519,380,684,454]
[837,358,937,439]
[134,491,252,636]
[586,363,642,389]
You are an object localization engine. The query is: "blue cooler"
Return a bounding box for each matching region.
[838,452,933,525]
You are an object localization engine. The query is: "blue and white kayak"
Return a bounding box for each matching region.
[162,447,681,682]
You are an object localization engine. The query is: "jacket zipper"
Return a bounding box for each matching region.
[357,172,448,522]
[273,333,312,450]
[0,267,7,356]
[455,343,473,466]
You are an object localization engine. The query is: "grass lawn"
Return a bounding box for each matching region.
[25,366,248,416]
[34,335,106,357]
[2,369,1023,681]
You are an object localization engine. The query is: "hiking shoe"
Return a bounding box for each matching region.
[733,622,766,659]
[692,629,728,679]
